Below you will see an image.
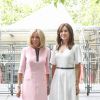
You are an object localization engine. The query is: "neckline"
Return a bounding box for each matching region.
[30,46,40,50]
[58,48,68,53]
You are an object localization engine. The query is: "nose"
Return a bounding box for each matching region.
[62,31,66,34]
[33,37,36,41]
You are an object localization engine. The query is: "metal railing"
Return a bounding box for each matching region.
[0,40,100,95]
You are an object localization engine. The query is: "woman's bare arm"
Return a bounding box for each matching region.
[75,63,81,95]
[16,73,23,97]
[52,65,56,78]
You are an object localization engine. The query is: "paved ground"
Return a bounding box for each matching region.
[0,84,100,100]
[79,93,100,100]
[0,94,100,100]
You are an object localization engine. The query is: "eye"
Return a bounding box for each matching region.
[60,30,62,33]
[31,35,39,39]
[60,30,68,33]
[31,36,34,38]
[35,36,39,39]
[63,30,68,32]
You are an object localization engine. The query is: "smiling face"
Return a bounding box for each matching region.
[31,32,40,48]
[60,26,69,43]
[57,23,74,50]
[29,29,45,48]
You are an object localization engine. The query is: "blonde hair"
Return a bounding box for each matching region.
[28,29,45,48]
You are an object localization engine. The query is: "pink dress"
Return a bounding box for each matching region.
[18,46,50,100]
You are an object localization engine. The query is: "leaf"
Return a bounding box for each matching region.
[61,0,65,4]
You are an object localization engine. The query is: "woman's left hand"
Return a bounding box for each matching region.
[76,85,80,95]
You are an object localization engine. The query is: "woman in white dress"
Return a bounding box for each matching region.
[49,23,81,100]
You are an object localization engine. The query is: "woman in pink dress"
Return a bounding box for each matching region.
[16,29,50,100]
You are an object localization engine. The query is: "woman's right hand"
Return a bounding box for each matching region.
[16,86,21,97]
[47,85,50,95]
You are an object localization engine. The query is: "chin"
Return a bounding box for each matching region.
[62,38,67,40]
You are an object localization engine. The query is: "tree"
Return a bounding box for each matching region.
[0,0,100,26]
[0,0,32,25]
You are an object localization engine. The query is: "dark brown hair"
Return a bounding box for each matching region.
[56,23,74,50]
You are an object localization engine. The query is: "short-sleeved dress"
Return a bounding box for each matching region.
[49,44,81,100]
[18,46,50,100]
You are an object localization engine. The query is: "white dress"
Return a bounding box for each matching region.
[49,44,81,100]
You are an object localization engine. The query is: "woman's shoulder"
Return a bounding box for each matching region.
[52,45,57,51]
[72,44,80,51]
[44,47,50,52]
[22,46,30,52]
[45,46,50,50]
[73,44,79,48]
